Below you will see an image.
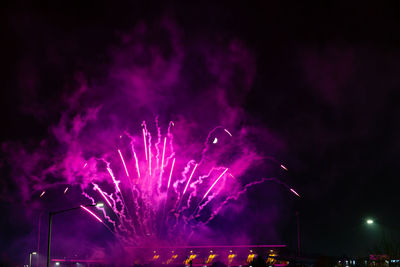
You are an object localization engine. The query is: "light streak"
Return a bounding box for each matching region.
[290,188,300,197]
[40,191,45,198]
[143,128,148,160]
[83,162,87,168]
[133,149,141,179]
[80,205,103,223]
[93,184,112,207]
[182,164,198,195]
[280,164,288,171]
[201,168,228,201]
[224,128,232,137]
[213,138,218,144]
[118,149,130,177]
[149,145,152,176]
[146,245,286,249]
[107,167,121,193]
[167,158,175,189]
[63,187,69,194]
[160,137,166,180]
[52,259,103,263]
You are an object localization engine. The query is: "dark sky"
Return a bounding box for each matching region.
[1,1,400,264]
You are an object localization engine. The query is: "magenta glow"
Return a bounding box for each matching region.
[41,118,292,248]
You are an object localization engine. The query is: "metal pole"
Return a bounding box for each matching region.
[47,212,53,267]
[29,253,32,267]
[296,211,301,256]
[37,211,44,267]
[45,204,97,267]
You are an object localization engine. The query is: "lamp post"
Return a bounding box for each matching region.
[36,211,45,267]
[364,217,382,257]
[29,252,36,267]
[296,211,301,256]
[46,203,103,267]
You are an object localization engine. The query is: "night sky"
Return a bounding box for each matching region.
[1,1,400,265]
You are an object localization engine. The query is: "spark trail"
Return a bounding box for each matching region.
[182,164,198,196]
[132,145,141,179]
[159,137,167,189]
[118,149,130,177]
[167,158,175,190]
[107,167,121,193]
[81,205,103,223]
[143,127,148,161]
[201,168,229,201]
[93,183,112,207]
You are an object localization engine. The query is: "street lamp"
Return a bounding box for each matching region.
[47,203,103,267]
[367,219,374,225]
[29,252,37,267]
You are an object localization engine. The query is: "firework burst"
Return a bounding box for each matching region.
[68,119,297,247]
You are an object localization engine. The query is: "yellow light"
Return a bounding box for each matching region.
[266,256,276,265]
[228,254,236,265]
[206,254,216,264]
[184,254,197,265]
[167,254,178,264]
[247,253,255,263]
